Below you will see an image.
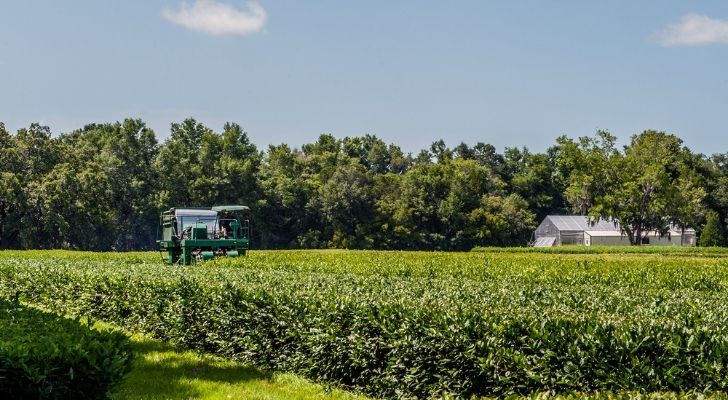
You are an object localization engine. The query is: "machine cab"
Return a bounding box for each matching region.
[158,205,250,264]
[210,205,250,239]
[160,208,217,241]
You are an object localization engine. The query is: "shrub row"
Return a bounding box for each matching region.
[1,252,728,398]
[472,245,728,256]
[0,300,132,399]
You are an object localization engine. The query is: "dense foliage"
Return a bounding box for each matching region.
[700,211,726,247]
[0,300,132,399]
[558,131,708,245]
[3,250,728,398]
[2,119,727,250]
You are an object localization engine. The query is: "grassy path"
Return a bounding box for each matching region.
[108,327,368,400]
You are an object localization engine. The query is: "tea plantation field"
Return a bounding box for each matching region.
[3,248,728,398]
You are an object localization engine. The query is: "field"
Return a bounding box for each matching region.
[3,248,728,398]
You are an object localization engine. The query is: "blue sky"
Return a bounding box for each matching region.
[1,1,727,155]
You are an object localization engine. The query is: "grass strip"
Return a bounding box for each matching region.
[107,322,368,400]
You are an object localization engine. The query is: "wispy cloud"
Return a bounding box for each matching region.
[163,0,267,36]
[653,13,728,47]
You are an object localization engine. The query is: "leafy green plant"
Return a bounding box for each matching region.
[0,300,133,399]
[2,250,728,398]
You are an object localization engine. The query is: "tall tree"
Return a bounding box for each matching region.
[61,119,159,249]
[342,134,411,174]
[556,131,618,215]
[704,153,728,230]
[562,130,706,245]
[501,147,566,221]
[256,144,309,248]
[155,118,213,207]
[0,123,23,248]
[10,123,62,248]
[699,210,725,246]
[316,161,375,248]
[191,122,260,207]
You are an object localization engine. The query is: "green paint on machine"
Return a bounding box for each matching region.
[157,206,250,265]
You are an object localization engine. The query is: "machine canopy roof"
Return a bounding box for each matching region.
[211,205,249,212]
[174,209,218,218]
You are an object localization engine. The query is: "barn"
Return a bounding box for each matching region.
[532,215,696,247]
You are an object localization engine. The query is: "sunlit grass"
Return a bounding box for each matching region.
[108,327,369,400]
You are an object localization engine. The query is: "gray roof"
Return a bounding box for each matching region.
[211,205,249,212]
[533,237,556,247]
[545,215,619,231]
[174,209,218,218]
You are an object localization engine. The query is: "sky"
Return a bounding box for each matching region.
[1,1,727,155]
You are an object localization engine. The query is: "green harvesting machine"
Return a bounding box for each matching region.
[157,205,250,265]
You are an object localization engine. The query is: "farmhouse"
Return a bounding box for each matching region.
[532,215,696,247]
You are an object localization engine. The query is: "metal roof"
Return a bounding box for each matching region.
[174,209,218,217]
[211,205,250,212]
[545,215,618,231]
[584,230,625,237]
[533,237,556,247]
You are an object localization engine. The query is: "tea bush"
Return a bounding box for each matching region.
[0,300,133,399]
[1,250,728,398]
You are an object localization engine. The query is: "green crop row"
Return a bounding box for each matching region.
[1,250,728,398]
[472,245,728,257]
[0,300,132,399]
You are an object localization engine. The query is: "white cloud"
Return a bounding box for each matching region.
[163,0,267,36]
[653,13,728,47]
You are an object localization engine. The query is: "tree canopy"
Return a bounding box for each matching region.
[0,118,724,249]
[558,130,707,245]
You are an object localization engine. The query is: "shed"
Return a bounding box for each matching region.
[533,215,696,247]
[534,215,617,246]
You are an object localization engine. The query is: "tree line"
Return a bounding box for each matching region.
[1,118,727,250]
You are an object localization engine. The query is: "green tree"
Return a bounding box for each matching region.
[316,161,375,248]
[256,144,309,248]
[699,210,725,246]
[438,159,505,249]
[430,139,453,164]
[0,172,22,248]
[374,157,534,250]
[191,122,260,207]
[469,193,537,246]
[342,134,411,174]
[703,153,728,235]
[0,123,23,248]
[561,130,706,245]
[61,119,159,249]
[389,162,450,249]
[501,147,566,221]
[10,123,62,248]
[155,118,213,207]
[556,131,617,215]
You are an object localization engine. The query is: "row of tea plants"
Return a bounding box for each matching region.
[1,250,728,398]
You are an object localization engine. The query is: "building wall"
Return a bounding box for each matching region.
[587,235,631,246]
[534,216,697,247]
[559,231,584,245]
[586,233,696,246]
[646,233,696,246]
[535,219,558,239]
[534,218,560,245]
[681,233,697,246]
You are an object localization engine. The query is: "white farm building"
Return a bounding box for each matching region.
[532,215,696,247]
